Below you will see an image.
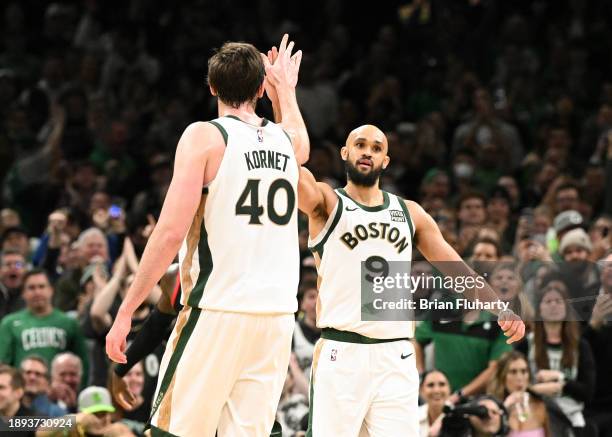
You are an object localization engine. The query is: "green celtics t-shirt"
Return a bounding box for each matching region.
[0,309,89,384]
[416,311,511,391]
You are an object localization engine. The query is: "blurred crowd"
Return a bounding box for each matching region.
[0,0,611,436]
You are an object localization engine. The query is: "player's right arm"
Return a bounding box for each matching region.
[298,167,337,240]
[106,122,222,364]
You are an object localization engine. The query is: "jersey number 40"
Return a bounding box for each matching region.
[235,178,296,225]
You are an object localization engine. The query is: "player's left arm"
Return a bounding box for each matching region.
[405,200,525,343]
[262,35,309,164]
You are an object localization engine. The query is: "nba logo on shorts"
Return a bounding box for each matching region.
[257,129,264,142]
[330,349,337,361]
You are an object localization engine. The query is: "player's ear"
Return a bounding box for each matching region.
[382,155,390,169]
[340,146,348,161]
[209,86,217,96]
[256,82,265,98]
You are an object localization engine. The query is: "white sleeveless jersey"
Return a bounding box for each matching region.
[178,115,299,314]
[309,188,416,339]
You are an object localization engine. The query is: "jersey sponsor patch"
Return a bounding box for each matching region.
[389,210,406,222]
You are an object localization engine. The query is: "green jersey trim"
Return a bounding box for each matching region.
[309,195,343,258]
[208,120,228,144]
[397,196,415,239]
[224,114,269,127]
[337,188,390,212]
[187,219,213,307]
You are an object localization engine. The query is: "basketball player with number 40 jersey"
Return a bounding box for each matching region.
[106,34,309,437]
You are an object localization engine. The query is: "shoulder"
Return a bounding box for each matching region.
[178,122,226,152]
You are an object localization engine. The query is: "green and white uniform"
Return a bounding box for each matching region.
[150,116,298,437]
[307,188,419,436]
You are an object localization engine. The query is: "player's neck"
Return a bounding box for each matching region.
[344,182,383,207]
[218,101,262,125]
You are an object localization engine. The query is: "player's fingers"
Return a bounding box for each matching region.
[285,41,295,59]
[507,322,525,344]
[271,45,278,62]
[278,34,288,55]
[292,50,303,71]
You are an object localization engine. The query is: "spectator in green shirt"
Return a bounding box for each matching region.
[415,308,512,401]
[0,269,89,387]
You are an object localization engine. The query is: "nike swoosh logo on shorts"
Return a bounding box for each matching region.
[345,206,358,211]
[401,353,413,359]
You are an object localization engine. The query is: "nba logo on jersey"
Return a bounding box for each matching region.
[330,349,337,361]
[257,128,264,142]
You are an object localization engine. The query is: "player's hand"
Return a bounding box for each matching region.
[106,312,132,363]
[110,370,137,410]
[261,34,302,91]
[498,309,525,344]
[261,46,280,106]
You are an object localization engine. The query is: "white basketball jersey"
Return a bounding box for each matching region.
[309,188,416,338]
[178,115,299,314]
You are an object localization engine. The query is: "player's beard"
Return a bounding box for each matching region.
[345,159,383,187]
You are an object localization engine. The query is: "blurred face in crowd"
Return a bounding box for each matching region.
[0,209,20,229]
[490,268,520,302]
[562,244,589,263]
[2,231,29,257]
[420,371,450,410]
[539,286,567,322]
[533,211,551,235]
[22,273,53,314]
[300,287,318,322]
[52,357,81,393]
[123,362,144,397]
[555,187,579,213]
[458,197,486,226]
[21,359,48,395]
[81,233,107,262]
[89,192,110,215]
[590,216,611,244]
[0,253,26,289]
[600,254,612,293]
[487,197,510,223]
[469,399,502,434]
[0,373,22,415]
[472,242,498,262]
[341,125,389,187]
[497,176,519,207]
[504,357,530,393]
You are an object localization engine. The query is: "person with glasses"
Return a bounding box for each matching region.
[488,351,550,437]
[516,274,596,437]
[20,355,65,417]
[0,249,27,319]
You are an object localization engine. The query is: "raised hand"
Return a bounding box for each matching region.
[261,34,302,91]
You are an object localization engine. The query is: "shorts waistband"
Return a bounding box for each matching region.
[321,328,411,344]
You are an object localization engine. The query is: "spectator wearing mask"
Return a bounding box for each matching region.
[0,249,27,318]
[20,355,65,417]
[0,364,36,437]
[0,269,89,385]
[419,370,452,437]
[517,276,595,435]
